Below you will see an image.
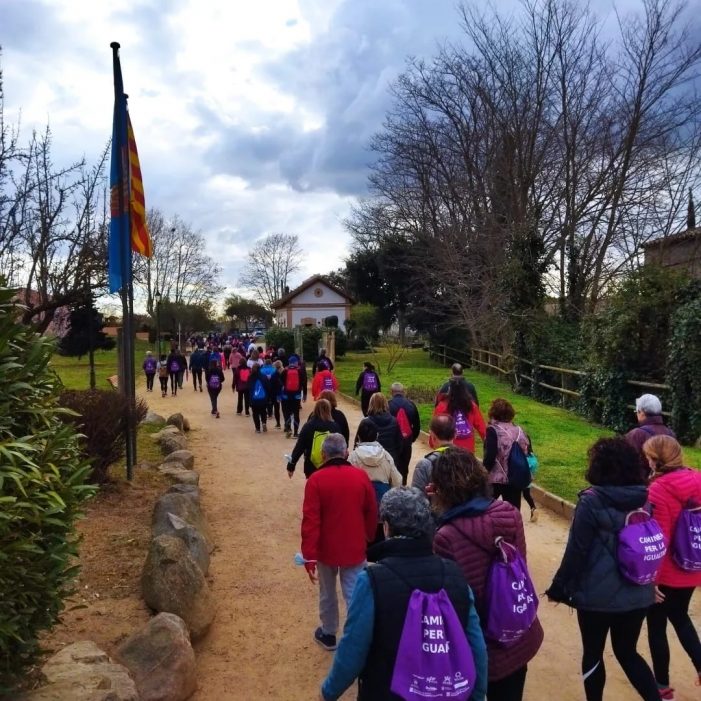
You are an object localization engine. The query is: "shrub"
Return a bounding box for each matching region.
[57,390,147,483]
[302,326,323,362]
[334,328,347,357]
[406,385,437,404]
[264,328,295,353]
[0,287,96,688]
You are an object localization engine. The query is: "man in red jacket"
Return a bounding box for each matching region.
[301,433,377,652]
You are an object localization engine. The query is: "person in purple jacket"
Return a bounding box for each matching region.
[625,394,675,460]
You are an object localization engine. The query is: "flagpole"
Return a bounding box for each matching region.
[111,41,136,481]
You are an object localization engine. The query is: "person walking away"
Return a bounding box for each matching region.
[299,433,377,652]
[434,379,486,454]
[314,348,334,375]
[411,414,456,495]
[356,393,403,467]
[276,346,289,368]
[248,363,270,433]
[388,382,421,485]
[483,398,534,515]
[546,437,660,701]
[247,347,263,368]
[286,399,340,479]
[233,357,251,416]
[355,362,381,417]
[269,360,284,429]
[166,349,180,396]
[643,435,701,699]
[432,447,544,701]
[222,338,232,369]
[625,394,675,460]
[317,390,349,446]
[260,358,280,428]
[189,346,207,392]
[435,363,479,406]
[229,345,243,372]
[348,420,402,546]
[280,354,307,437]
[319,486,487,701]
[142,351,157,392]
[312,365,339,400]
[157,354,169,397]
[175,347,187,390]
[204,359,224,418]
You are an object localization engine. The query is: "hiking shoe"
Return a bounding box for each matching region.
[285,429,292,438]
[658,687,675,700]
[275,424,281,429]
[255,429,261,433]
[314,627,337,651]
[216,411,220,419]
[262,424,268,433]
[530,508,539,523]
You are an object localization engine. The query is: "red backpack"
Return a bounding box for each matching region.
[396,407,413,439]
[285,368,300,392]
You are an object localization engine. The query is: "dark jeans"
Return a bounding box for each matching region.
[282,398,301,434]
[192,368,203,390]
[251,404,267,431]
[159,376,168,394]
[577,608,659,701]
[145,372,155,391]
[208,388,220,413]
[267,399,281,426]
[236,390,250,415]
[169,372,178,394]
[360,390,372,416]
[493,483,522,510]
[647,585,701,686]
[486,664,527,701]
[396,438,412,485]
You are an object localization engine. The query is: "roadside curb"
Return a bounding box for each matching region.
[338,391,576,520]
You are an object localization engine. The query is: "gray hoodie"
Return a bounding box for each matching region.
[348,442,403,487]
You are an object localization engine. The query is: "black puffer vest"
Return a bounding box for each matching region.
[360,538,472,701]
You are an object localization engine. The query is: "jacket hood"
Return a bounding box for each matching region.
[438,496,494,525]
[368,412,394,428]
[583,484,649,511]
[353,442,386,467]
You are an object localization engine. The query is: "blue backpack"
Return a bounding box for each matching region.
[252,379,266,401]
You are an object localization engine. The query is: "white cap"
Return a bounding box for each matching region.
[636,394,662,415]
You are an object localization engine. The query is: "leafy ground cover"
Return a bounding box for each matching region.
[334,349,701,503]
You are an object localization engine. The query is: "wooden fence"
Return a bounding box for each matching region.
[427,343,671,417]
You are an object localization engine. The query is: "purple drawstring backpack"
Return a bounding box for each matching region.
[672,502,701,571]
[484,537,538,646]
[386,563,476,700]
[617,508,666,584]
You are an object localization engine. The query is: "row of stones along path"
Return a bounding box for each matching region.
[142,378,700,700]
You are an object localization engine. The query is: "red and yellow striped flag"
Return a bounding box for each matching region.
[127,114,153,257]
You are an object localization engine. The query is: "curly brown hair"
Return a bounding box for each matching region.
[585,437,646,486]
[488,398,515,423]
[431,447,490,510]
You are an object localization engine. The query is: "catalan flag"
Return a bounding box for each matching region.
[108,44,152,294]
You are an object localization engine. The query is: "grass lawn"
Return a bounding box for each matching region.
[334,349,701,503]
[50,339,153,390]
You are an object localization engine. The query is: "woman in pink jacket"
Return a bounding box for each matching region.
[644,435,701,699]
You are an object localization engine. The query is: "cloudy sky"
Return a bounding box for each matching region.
[1,0,632,298]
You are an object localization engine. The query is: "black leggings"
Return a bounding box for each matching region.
[522,487,536,510]
[493,483,522,510]
[159,376,168,394]
[647,585,701,686]
[487,664,527,701]
[192,368,203,390]
[208,388,220,413]
[251,404,267,431]
[577,608,659,701]
[236,390,250,415]
[282,398,301,434]
[267,399,280,426]
[169,372,178,394]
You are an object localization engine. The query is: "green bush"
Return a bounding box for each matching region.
[58,390,148,483]
[264,328,295,353]
[302,327,323,362]
[0,287,95,688]
[334,328,347,357]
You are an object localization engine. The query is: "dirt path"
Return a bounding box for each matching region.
[145,378,700,700]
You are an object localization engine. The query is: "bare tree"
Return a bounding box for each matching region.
[239,233,303,309]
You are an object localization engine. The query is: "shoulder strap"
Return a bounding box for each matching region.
[639,425,656,437]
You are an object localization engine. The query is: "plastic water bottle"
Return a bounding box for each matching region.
[294,552,317,566]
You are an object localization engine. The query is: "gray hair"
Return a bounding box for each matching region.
[321,433,347,459]
[380,487,432,538]
[391,382,405,395]
[636,393,662,416]
[451,363,463,376]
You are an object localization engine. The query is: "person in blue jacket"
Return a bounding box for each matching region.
[319,486,487,701]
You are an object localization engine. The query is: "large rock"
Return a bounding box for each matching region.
[158,465,199,486]
[158,433,188,456]
[166,413,189,432]
[141,535,215,640]
[142,410,166,426]
[152,493,211,546]
[162,450,195,470]
[162,513,210,574]
[18,640,138,701]
[116,613,197,701]
[151,426,181,441]
[166,484,200,502]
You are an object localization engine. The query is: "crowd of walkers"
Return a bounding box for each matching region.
[141,344,701,701]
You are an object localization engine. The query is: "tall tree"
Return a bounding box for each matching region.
[224,294,273,331]
[238,233,303,309]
